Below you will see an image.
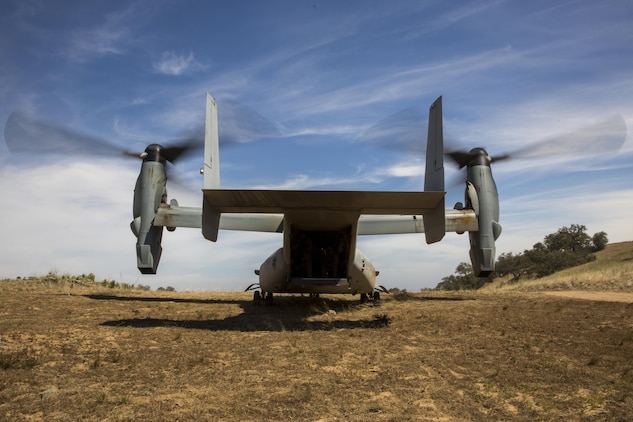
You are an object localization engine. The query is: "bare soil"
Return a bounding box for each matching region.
[545,291,633,303]
[1,280,632,421]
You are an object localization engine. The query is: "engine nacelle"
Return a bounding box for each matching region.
[464,149,502,277]
[131,145,168,274]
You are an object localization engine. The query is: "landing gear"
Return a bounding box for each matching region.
[359,291,381,304]
[253,290,274,305]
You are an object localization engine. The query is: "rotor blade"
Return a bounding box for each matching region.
[4,111,206,164]
[445,149,477,169]
[445,114,627,170]
[5,99,282,160]
[4,111,130,158]
[500,114,627,160]
[217,99,282,145]
[161,135,203,163]
[355,107,426,151]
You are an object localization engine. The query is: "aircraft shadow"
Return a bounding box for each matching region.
[84,293,244,305]
[100,315,387,332]
[390,293,472,302]
[89,294,389,332]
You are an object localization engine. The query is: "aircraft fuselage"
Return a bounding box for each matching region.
[258,247,377,295]
[258,210,377,295]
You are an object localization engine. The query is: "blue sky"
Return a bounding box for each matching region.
[1,0,632,291]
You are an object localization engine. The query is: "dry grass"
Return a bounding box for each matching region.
[485,241,633,293]
[1,276,633,421]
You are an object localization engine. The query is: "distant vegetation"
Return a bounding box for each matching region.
[7,271,175,292]
[437,224,609,290]
[2,224,617,294]
[435,262,490,291]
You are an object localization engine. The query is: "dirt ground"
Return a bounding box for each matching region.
[1,280,632,421]
[545,291,633,303]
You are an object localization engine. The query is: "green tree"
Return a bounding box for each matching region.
[497,224,602,279]
[523,249,595,278]
[543,224,592,252]
[591,231,608,252]
[436,262,492,290]
[495,252,528,280]
[440,224,607,287]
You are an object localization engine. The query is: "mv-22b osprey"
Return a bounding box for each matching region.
[133,94,500,304]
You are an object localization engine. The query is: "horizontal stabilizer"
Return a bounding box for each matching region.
[202,189,444,215]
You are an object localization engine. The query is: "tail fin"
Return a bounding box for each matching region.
[203,93,220,189]
[423,96,445,243]
[202,92,221,241]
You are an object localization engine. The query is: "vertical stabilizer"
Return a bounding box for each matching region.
[203,93,220,189]
[202,92,221,241]
[423,96,445,243]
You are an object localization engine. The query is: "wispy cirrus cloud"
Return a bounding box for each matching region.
[153,51,206,76]
[65,7,134,62]
[252,173,380,191]
[250,157,426,191]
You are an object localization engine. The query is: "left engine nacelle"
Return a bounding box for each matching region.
[130,144,168,274]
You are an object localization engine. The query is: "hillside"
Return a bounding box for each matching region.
[483,241,633,293]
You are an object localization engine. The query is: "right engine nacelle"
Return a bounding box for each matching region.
[464,150,502,277]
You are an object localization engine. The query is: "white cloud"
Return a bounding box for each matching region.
[153,51,206,76]
[374,160,425,178]
[0,160,135,279]
[253,173,379,191]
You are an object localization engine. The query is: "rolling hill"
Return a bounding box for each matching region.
[483,241,633,293]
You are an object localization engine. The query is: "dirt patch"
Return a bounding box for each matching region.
[1,280,632,421]
[545,291,633,303]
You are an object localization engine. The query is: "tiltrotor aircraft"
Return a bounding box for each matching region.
[131,94,494,304]
[5,94,625,304]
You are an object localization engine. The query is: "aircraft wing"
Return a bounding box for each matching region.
[357,210,477,234]
[155,204,283,232]
[154,195,476,234]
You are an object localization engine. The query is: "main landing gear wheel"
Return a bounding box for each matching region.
[253,290,262,305]
[264,292,274,305]
[360,292,381,304]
